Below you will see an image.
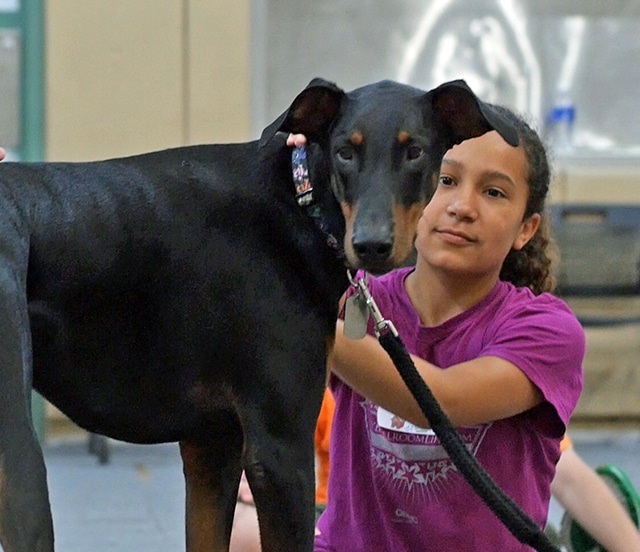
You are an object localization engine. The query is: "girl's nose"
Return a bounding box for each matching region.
[446,189,477,221]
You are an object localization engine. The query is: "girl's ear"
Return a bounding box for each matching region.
[513,212,541,250]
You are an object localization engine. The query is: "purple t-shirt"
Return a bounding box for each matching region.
[315,268,584,551]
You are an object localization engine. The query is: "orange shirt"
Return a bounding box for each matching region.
[314,388,335,504]
[560,434,572,452]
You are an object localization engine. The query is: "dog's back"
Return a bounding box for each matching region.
[0,141,341,444]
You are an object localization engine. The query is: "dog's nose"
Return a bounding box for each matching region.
[353,239,393,265]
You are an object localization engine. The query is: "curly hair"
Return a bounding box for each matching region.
[492,105,558,295]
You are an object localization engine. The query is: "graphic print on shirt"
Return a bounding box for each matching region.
[364,400,491,502]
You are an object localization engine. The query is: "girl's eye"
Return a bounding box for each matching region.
[438,175,454,186]
[486,188,506,199]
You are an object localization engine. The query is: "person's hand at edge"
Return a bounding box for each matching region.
[286,134,307,147]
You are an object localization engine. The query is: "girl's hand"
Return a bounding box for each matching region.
[0,147,5,161]
[286,134,307,147]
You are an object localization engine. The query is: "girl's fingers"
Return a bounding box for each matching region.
[286,134,307,147]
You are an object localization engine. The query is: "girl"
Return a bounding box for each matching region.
[316,107,585,551]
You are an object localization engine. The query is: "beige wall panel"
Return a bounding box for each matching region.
[572,321,640,419]
[550,162,640,205]
[186,0,251,145]
[45,1,184,161]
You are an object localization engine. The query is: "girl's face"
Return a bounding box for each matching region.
[414,130,540,281]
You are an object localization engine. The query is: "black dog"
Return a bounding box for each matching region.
[0,78,516,552]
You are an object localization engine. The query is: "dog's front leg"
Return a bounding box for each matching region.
[179,439,242,552]
[0,416,53,552]
[241,412,318,552]
[0,283,54,552]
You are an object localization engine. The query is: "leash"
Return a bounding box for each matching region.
[346,271,560,552]
[291,145,344,256]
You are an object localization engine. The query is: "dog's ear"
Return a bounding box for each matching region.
[426,79,519,148]
[259,78,345,148]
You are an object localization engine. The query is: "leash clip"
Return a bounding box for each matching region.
[347,270,398,338]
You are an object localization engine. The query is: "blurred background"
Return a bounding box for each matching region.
[2,0,639,161]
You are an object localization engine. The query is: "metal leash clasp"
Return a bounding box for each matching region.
[345,270,398,339]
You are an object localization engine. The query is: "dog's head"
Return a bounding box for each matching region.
[261,78,517,274]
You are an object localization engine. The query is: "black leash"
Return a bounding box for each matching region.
[347,272,560,552]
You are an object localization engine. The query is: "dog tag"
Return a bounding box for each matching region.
[343,294,369,340]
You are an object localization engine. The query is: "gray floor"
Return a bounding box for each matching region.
[9,429,640,551]
[45,439,185,551]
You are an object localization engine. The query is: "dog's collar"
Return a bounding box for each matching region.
[291,145,344,257]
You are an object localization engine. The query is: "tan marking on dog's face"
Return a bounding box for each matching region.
[397,131,410,144]
[340,201,358,267]
[350,131,364,146]
[391,202,427,265]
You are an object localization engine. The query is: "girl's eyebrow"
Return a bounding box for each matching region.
[440,158,460,170]
[482,171,516,188]
[482,170,517,189]
[441,158,516,188]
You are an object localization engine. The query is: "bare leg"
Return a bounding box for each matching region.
[230,501,261,552]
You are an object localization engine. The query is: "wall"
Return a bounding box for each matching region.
[551,159,640,204]
[253,0,640,156]
[45,0,252,161]
[42,0,252,429]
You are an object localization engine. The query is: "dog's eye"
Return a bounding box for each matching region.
[406,146,424,161]
[336,146,354,161]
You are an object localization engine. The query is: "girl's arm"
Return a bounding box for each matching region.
[329,319,543,428]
